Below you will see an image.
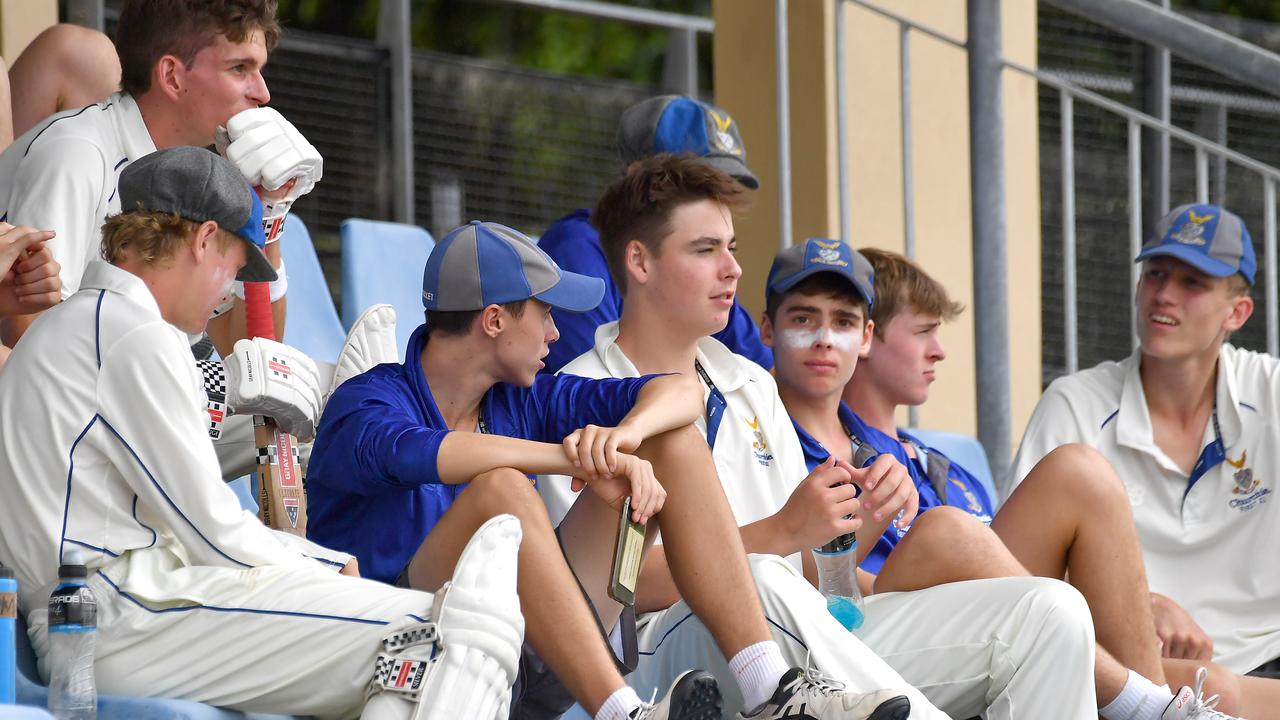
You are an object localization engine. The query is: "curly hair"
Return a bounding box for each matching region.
[101,208,234,267]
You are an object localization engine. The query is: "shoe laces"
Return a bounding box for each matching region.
[1184,667,1235,719]
[784,652,847,699]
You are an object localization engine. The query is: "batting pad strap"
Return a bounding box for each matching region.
[198,359,230,440]
[366,622,440,701]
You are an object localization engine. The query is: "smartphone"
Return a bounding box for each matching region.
[609,496,646,606]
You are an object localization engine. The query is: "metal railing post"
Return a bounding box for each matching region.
[1129,120,1143,348]
[836,0,852,244]
[776,0,793,250]
[377,0,415,224]
[901,24,916,260]
[1196,148,1210,204]
[1267,178,1279,356]
[968,0,1013,492]
[1061,91,1078,374]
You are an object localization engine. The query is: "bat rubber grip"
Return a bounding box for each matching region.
[244,281,275,341]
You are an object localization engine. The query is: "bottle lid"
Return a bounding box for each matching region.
[58,564,88,579]
[0,565,12,579]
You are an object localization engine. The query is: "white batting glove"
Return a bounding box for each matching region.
[216,107,323,219]
[224,337,323,441]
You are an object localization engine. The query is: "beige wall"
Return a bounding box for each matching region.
[0,0,58,66]
[713,0,1042,447]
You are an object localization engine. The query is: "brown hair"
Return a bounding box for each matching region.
[592,153,750,291]
[859,247,963,338]
[116,0,281,96]
[424,301,527,338]
[101,209,235,266]
[764,272,869,325]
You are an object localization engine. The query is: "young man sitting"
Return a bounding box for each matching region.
[0,146,527,720]
[541,152,1102,720]
[305,219,905,720]
[1015,206,1280,684]
[771,239,1271,718]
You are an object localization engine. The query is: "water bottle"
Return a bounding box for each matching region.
[47,559,96,719]
[1,563,15,704]
[812,531,864,631]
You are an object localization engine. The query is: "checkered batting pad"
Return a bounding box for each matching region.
[198,360,228,440]
[197,360,227,403]
[365,623,440,701]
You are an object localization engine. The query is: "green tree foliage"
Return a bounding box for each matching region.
[1174,0,1280,22]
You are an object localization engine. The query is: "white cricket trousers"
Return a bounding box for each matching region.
[626,554,1097,719]
[27,546,435,720]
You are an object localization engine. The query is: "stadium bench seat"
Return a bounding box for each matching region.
[278,215,345,366]
[14,613,300,719]
[339,219,436,361]
[906,427,1001,510]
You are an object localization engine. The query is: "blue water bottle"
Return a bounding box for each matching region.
[1,563,16,704]
[47,559,96,719]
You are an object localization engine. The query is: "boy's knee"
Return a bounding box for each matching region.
[910,506,994,546]
[1023,577,1094,644]
[469,468,540,515]
[1038,443,1128,504]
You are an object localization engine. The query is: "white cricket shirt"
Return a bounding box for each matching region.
[0,92,155,298]
[1012,344,1280,673]
[0,262,346,614]
[541,322,808,568]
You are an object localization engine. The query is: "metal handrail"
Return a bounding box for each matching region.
[493,0,714,33]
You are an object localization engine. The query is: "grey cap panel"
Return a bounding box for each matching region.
[436,226,484,311]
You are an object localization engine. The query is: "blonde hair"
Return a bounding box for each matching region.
[859,247,964,338]
[100,209,233,266]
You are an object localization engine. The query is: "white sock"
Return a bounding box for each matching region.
[729,640,791,712]
[595,685,644,720]
[1099,670,1174,720]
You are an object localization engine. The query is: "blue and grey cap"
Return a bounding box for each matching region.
[1136,203,1256,285]
[618,95,758,190]
[422,221,605,312]
[766,238,876,311]
[118,146,274,283]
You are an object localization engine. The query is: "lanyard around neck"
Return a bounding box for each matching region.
[1186,403,1224,495]
[694,361,727,450]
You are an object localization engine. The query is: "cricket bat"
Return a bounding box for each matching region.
[246,270,308,537]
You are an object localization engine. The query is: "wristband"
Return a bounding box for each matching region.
[233,260,288,303]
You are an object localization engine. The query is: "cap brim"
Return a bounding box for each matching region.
[1134,245,1237,278]
[236,243,279,283]
[768,265,872,306]
[534,270,606,313]
[703,156,759,190]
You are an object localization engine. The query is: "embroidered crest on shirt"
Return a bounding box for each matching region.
[1226,449,1270,512]
[950,477,987,516]
[745,416,774,466]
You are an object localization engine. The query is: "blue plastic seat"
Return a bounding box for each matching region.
[905,427,1001,510]
[14,613,298,718]
[339,219,435,362]
[278,215,345,366]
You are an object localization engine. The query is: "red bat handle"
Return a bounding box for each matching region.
[245,281,275,341]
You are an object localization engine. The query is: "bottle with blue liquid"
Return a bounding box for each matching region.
[812,530,865,631]
[48,555,97,720]
[1,563,16,704]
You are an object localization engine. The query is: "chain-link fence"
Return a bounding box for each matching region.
[1039,5,1277,384]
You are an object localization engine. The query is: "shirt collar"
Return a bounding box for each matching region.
[402,323,449,428]
[590,321,750,390]
[79,261,163,318]
[113,92,158,165]
[1116,344,1246,456]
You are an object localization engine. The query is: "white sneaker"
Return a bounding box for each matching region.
[629,669,724,720]
[1162,667,1244,720]
[737,665,910,720]
[366,514,526,720]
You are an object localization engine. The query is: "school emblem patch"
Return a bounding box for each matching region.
[1171,209,1212,246]
[1226,449,1271,512]
[746,416,774,466]
[707,109,742,156]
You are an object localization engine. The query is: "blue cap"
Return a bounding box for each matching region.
[1136,204,1256,285]
[618,95,758,189]
[766,238,875,312]
[423,221,605,312]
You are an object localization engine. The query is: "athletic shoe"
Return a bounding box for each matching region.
[1162,667,1243,720]
[630,669,724,720]
[737,665,911,720]
[366,514,526,720]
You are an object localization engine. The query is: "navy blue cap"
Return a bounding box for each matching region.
[1136,204,1256,285]
[618,95,758,190]
[423,221,605,312]
[766,238,876,311]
